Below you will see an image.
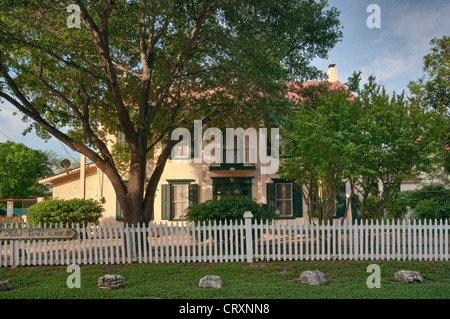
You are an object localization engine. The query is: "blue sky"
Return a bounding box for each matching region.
[1,0,449,162]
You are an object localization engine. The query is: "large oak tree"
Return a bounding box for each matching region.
[0,0,342,225]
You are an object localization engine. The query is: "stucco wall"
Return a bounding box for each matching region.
[50,167,118,224]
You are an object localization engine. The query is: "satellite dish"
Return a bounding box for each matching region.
[61,159,71,170]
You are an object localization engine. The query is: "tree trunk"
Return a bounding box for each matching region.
[142,139,177,224]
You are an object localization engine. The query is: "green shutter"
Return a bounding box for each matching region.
[292,184,303,217]
[266,182,275,213]
[351,195,359,222]
[115,180,128,221]
[188,184,198,206]
[335,185,346,218]
[161,184,171,220]
[116,198,124,221]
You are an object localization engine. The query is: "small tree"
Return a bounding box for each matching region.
[278,84,357,222]
[0,141,55,200]
[347,74,445,220]
[279,74,446,222]
[408,36,449,184]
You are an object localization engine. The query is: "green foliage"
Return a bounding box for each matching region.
[408,36,449,178]
[278,84,359,221]
[27,199,104,226]
[408,36,450,112]
[280,72,446,221]
[185,196,276,224]
[0,141,55,200]
[386,184,450,220]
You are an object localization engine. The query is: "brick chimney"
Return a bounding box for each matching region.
[327,64,338,82]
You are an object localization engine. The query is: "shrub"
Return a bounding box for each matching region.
[27,198,103,226]
[386,184,450,220]
[185,196,277,224]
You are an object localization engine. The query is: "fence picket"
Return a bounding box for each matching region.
[433,219,437,261]
[439,220,443,261]
[445,219,448,261]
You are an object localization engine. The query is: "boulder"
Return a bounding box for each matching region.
[97,274,124,290]
[394,270,424,284]
[300,270,327,286]
[199,275,222,288]
[0,280,12,292]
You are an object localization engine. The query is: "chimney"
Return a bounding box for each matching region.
[327,64,338,82]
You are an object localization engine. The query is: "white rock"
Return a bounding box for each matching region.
[97,274,125,289]
[394,270,424,284]
[300,270,327,286]
[0,280,12,292]
[199,275,222,288]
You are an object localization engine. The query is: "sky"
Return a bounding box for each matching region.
[0,0,449,165]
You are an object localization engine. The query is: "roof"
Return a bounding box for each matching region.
[38,163,97,185]
[286,80,355,102]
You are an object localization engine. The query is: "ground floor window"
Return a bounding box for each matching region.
[171,184,189,219]
[267,180,302,218]
[161,180,198,220]
[276,183,293,216]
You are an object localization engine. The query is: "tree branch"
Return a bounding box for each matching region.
[75,0,138,147]
[0,28,103,81]
[143,4,216,132]
[36,76,115,165]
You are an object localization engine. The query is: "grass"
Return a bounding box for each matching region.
[0,260,448,300]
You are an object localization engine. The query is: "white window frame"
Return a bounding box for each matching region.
[276,183,293,217]
[171,184,189,219]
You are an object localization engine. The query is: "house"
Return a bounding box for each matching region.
[39,65,420,224]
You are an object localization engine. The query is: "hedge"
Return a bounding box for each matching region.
[185,196,277,224]
[27,198,103,226]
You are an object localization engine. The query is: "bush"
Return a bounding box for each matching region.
[185,196,277,224]
[386,184,450,220]
[27,199,103,226]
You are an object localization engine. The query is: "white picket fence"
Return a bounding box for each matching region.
[1,216,449,267]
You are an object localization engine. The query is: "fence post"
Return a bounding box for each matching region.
[244,211,253,263]
[6,201,13,217]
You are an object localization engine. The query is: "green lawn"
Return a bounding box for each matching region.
[0,260,448,300]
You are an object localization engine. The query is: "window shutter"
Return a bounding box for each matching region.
[335,185,346,218]
[351,195,359,222]
[292,184,303,217]
[161,184,171,220]
[266,182,275,213]
[116,198,124,221]
[115,180,128,221]
[188,184,199,206]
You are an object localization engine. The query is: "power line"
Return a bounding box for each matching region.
[0,129,13,142]
[58,139,79,166]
